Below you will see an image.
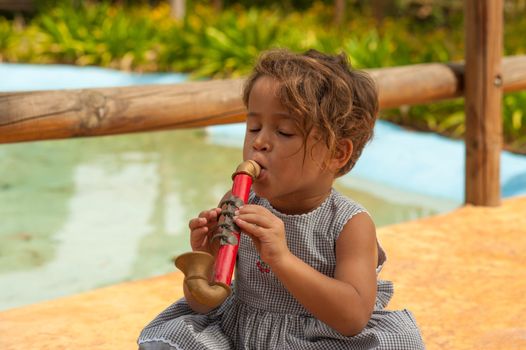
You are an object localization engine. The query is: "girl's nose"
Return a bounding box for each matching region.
[253,132,271,152]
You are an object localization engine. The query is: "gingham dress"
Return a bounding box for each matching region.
[138,189,424,349]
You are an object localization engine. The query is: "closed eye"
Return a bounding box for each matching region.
[278,131,294,137]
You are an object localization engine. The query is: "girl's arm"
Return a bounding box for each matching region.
[235,206,378,336]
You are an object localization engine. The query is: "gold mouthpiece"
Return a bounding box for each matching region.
[232,160,261,180]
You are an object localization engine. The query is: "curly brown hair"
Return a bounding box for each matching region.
[242,49,378,176]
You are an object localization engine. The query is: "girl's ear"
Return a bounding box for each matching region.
[330,139,353,173]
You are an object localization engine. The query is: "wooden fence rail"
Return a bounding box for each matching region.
[0,55,525,145]
[0,0,34,12]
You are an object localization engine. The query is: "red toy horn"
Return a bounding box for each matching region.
[175,160,260,308]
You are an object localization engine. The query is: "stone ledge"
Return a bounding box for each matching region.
[1,196,525,349]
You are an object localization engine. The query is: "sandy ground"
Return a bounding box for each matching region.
[1,196,525,350]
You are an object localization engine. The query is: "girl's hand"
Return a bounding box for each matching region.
[234,204,291,267]
[188,207,222,254]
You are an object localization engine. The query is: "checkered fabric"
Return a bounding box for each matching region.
[138,189,424,349]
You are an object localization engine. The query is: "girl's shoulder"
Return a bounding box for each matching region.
[330,189,367,213]
[331,190,387,272]
[325,189,370,234]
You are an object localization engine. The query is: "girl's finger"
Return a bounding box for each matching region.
[235,217,264,237]
[190,227,209,247]
[188,217,207,230]
[235,213,272,228]
[191,226,208,237]
[198,210,211,218]
[237,204,267,215]
[205,207,222,222]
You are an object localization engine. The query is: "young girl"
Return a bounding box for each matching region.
[138,49,424,349]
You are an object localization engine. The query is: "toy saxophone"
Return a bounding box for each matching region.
[174,160,261,308]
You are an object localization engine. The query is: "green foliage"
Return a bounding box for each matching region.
[503,92,526,152]
[0,1,525,153]
[0,17,12,59]
[172,5,285,78]
[29,2,169,69]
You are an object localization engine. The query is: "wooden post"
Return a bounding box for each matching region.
[464,0,503,206]
[170,0,185,20]
[333,0,345,26]
[213,0,223,12]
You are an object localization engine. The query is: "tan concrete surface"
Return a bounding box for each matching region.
[1,196,525,349]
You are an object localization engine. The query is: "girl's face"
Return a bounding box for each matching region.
[243,76,336,214]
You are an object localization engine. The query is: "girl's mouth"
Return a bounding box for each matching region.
[252,162,266,180]
[249,159,267,181]
[251,159,264,171]
[256,167,269,182]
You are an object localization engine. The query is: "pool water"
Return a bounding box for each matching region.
[0,128,458,310]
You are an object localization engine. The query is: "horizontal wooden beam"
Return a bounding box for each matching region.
[371,62,464,109]
[0,0,34,11]
[0,79,247,144]
[1,55,525,144]
[500,55,526,92]
[372,55,526,109]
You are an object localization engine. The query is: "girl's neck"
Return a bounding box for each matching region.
[267,188,333,215]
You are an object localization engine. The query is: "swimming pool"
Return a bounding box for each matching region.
[2,63,523,311]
